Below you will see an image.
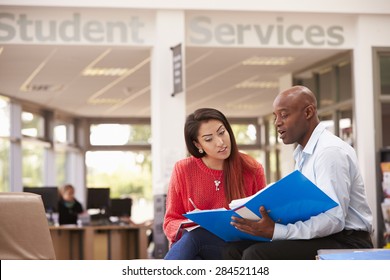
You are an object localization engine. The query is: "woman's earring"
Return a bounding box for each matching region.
[199,149,203,154]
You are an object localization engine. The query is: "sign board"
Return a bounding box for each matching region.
[171,44,183,96]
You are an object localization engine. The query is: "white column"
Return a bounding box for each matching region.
[151,10,186,196]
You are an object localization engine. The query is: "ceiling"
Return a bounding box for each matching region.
[0,44,345,119]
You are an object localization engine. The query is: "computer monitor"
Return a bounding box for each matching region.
[87,188,110,225]
[23,186,59,213]
[110,198,132,218]
[87,187,110,213]
[23,186,59,225]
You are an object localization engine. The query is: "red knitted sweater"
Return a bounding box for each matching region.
[163,156,266,244]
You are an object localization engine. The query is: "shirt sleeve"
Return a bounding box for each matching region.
[272,147,350,240]
[163,163,188,244]
[75,200,83,213]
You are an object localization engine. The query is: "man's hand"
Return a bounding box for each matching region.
[230,206,275,239]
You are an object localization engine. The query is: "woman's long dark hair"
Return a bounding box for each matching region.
[184,108,258,203]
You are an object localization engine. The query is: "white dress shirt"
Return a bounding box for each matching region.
[272,122,373,240]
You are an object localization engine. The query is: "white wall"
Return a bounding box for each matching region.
[353,14,390,246]
[3,0,390,14]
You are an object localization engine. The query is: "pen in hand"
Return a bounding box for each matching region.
[188,198,199,211]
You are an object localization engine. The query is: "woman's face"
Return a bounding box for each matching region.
[63,188,75,202]
[194,119,231,162]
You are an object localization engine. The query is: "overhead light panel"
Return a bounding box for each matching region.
[81,48,127,77]
[20,84,63,92]
[242,56,294,66]
[235,81,278,89]
[87,98,122,105]
[82,68,129,77]
[19,49,57,92]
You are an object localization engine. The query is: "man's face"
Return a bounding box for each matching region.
[272,94,310,147]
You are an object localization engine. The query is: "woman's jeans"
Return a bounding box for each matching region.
[164,227,226,260]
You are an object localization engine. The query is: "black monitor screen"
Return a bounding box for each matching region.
[23,186,59,213]
[110,198,132,217]
[87,188,110,211]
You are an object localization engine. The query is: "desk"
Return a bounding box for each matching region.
[49,224,150,260]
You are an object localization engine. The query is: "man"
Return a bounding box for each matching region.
[223,85,373,259]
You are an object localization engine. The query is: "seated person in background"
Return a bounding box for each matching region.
[58,184,83,225]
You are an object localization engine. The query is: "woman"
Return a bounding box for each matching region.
[58,184,84,225]
[163,108,267,259]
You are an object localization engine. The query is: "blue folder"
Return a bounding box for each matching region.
[184,170,338,242]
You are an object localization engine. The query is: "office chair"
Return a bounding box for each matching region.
[0,192,56,259]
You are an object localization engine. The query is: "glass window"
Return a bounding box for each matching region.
[319,114,335,134]
[0,96,11,191]
[0,138,10,192]
[22,111,45,138]
[54,121,77,185]
[338,62,352,101]
[231,123,258,145]
[339,109,353,146]
[260,115,280,181]
[241,149,265,164]
[0,96,10,137]
[0,96,11,192]
[90,124,151,146]
[318,68,334,108]
[55,149,67,186]
[86,150,152,223]
[55,121,75,144]
[265,116,277,145]
[380,55,390,95]
[54,125,67,143]
[22,141,45,186]
[382,103,390,146]
[294,73,317,93]
[268,149,279,183]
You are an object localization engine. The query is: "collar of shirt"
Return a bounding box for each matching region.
[293,122,327,171]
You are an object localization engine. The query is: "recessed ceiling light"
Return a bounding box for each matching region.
[235,81,279,89]
[20,84,63,92]
[226,103,261,110]
[82,68,129,77]
[320,99,334,106]
[242,56,294,66]
[318,67,332,75]
[88,98,122,105]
